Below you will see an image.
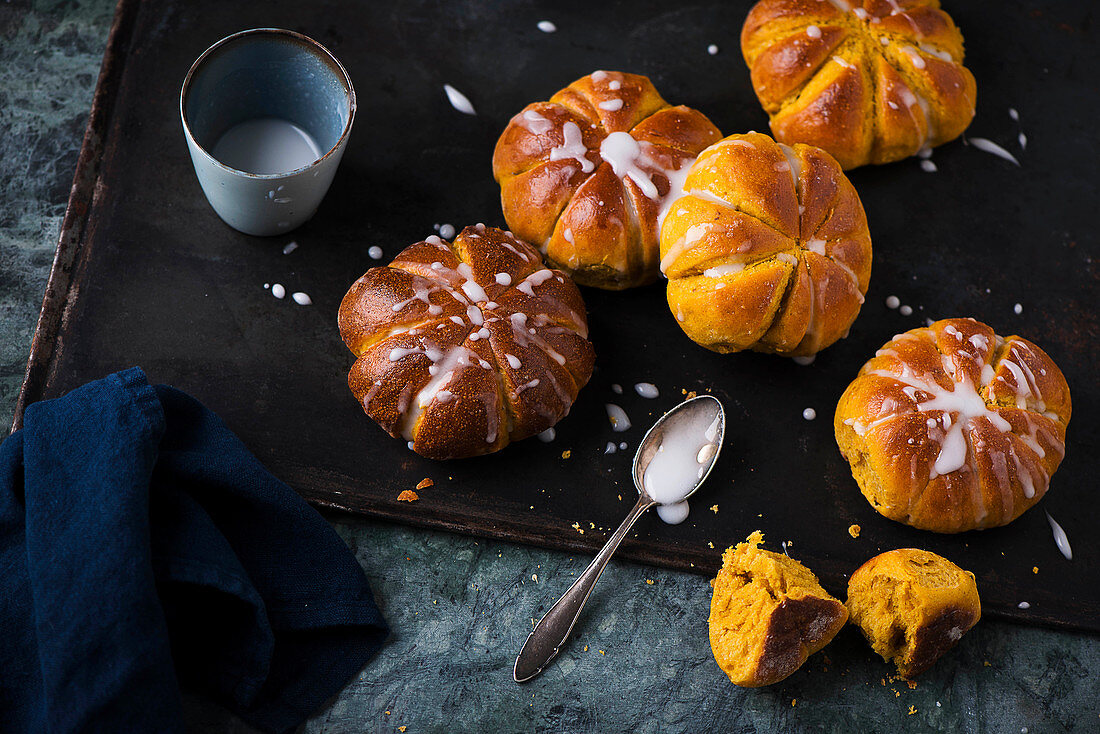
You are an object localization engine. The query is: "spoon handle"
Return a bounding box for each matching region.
[513,493,656,683]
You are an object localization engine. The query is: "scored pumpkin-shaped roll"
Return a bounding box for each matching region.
[660,132,871,357]
[492,70,722,289]
[338,225,595,460]
[835,318,1071,533]
[741,0,977,169]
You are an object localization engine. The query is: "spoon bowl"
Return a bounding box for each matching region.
[513,395,726,683]
[633,394,725,505]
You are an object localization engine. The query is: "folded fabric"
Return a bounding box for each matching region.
[0,368,388,733]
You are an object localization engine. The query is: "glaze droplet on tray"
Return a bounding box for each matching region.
[444,84,476,115]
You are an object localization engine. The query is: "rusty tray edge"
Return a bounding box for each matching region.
[12,0,140,433]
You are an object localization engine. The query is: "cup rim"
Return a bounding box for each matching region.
[179,27,357,180]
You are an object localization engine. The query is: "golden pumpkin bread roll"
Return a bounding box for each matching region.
[492,71,722,289]
[709,531,848,687]
[835,318,1071,532]
[847,549,980,678]
[741,0,977,169]
[660,132,871,357]
[338,225,595,460]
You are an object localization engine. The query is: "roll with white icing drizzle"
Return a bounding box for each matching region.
[338,226,596,460]
[741,0,977,169]
[492,71,722,289]
[835,317,1071,533]
[660,132,872,357]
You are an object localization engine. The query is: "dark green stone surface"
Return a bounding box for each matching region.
[1,2,1097,732]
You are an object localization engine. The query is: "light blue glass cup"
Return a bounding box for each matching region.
[180,28,355,236]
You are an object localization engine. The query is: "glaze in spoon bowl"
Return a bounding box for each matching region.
[513,395,725,683]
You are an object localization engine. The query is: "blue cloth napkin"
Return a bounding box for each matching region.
[0,368,388,733]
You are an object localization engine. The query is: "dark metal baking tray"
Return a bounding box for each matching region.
[15,0,1099,631]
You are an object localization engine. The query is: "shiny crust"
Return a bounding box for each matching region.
[846,548,981,678]
[338,226,595,460]
[492,71,722,289]
[741,0,977,169]
[835,318,1071,532]
[660,132,872,356]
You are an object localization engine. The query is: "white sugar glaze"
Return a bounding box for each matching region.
[520,109,553,135]
[634,382,659,399]
[368,246,383,260]
[549,121,594,172]
[900,46,926,70]
[443,84,476,115]
[599,132,659,198]
[605,403,631,432]
[850,331,1063,508]
[969,137,1021,166]
[1046,512,1072,560]
[372,230,586,447]
[212,118,322,175]
[642,407,721,525]
[537,20,556,33]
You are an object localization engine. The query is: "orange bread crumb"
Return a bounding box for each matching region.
[397,490,419,502]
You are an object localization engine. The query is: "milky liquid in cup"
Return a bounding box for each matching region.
[211,118,323,175]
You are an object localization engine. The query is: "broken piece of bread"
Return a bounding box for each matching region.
[846,548,980,679]
[709,531,848,686]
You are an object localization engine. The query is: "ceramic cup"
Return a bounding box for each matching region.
[180,28,355,236]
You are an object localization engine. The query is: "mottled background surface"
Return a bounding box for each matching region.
[1,1,1098,732]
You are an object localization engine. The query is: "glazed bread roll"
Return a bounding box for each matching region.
[741,0,977,169]
[709,531,848,687]
[660,132,871,357]
[338,225,595,460]
[492,70,722,289]
[846,549,980,679]
[835,318,1071,532]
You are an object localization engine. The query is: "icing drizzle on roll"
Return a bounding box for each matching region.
[338,226,595,460]
[838,317,1070,531]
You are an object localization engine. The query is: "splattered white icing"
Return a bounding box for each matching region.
[969,137,1021,166]
[443,84,476,115]
[1046,512,1072,560]
[605,403,631,432]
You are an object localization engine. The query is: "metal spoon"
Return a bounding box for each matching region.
[513,395,725,683]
